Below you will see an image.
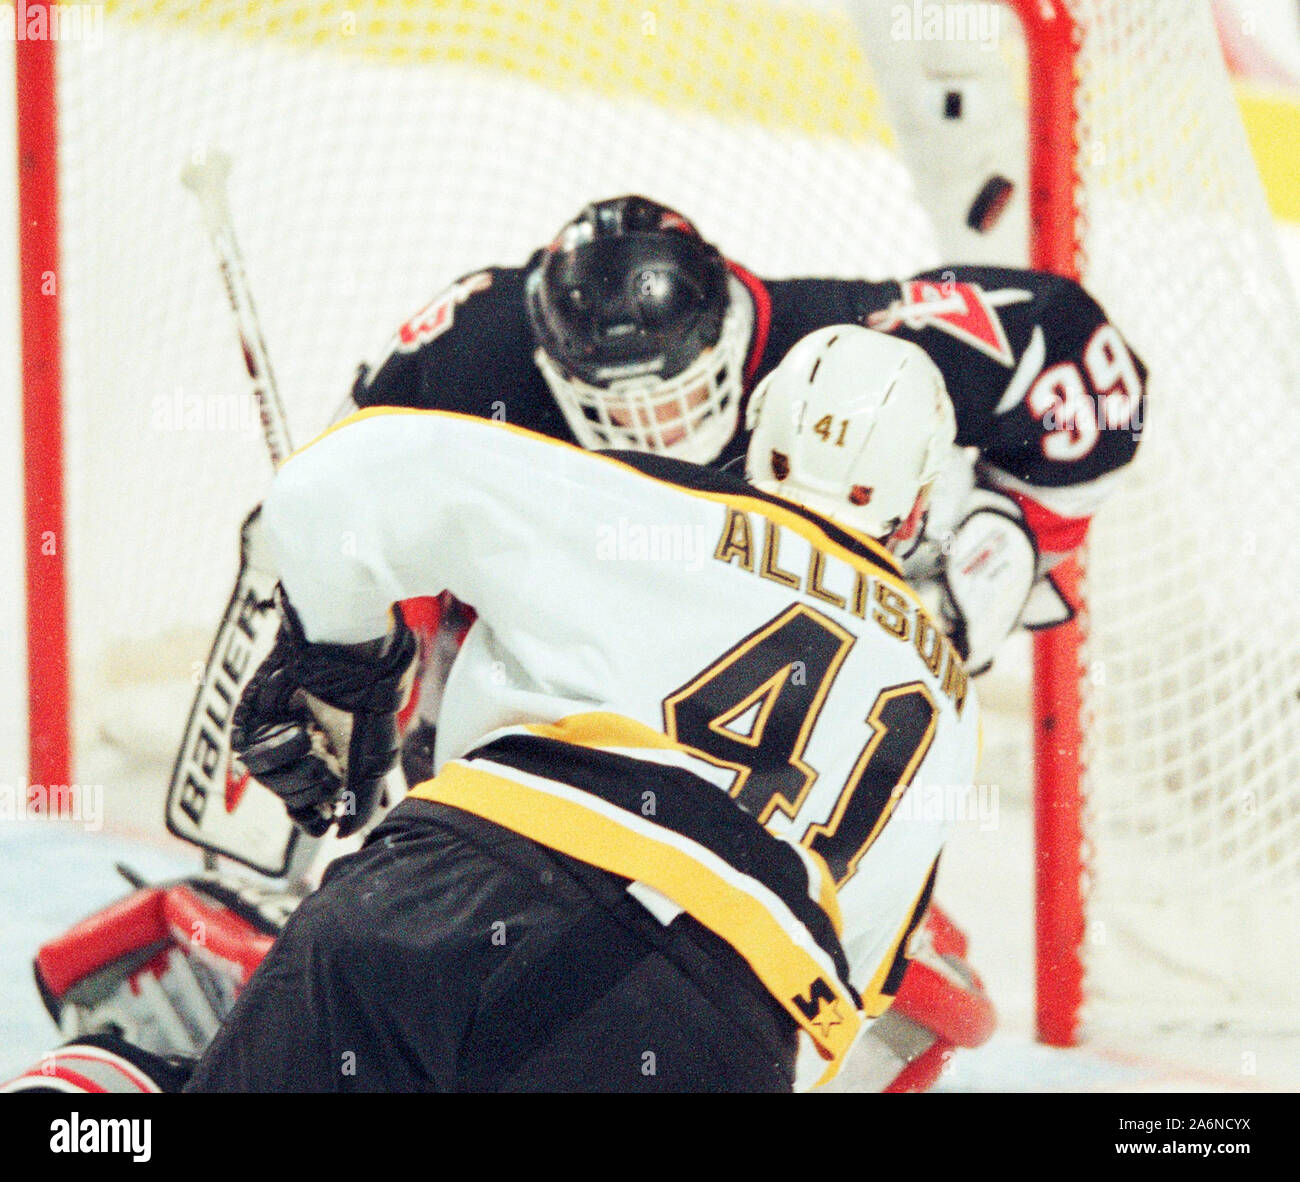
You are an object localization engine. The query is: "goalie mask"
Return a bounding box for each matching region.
[526,195,753,463]
[745,325,957,548]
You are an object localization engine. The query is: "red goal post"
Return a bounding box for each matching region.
[15,5,70,815]
[1011,0,1091,1049]
[1010,0,1300,1048]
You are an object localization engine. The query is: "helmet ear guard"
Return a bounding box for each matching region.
[744,325,958,545]
[526,196,752,463]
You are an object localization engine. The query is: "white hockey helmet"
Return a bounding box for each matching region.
[745,325,957,546]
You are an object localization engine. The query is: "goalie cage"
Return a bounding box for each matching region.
[13,0,1300,1057]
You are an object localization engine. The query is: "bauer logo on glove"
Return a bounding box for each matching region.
[231,588,417,837]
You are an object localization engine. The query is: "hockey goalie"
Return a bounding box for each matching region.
[357,195,1144,694]
[9,327,996,1093]
[171,195,1145,862]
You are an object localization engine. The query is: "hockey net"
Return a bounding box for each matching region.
[15,0,1300,1051]
[1037,1,1300,1042]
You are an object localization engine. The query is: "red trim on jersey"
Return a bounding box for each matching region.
[41,1066,106,1093]
[397,596,444,731]
[36,889,168,997]
[725,260,771,386]
[399,596,443,637]
[161,885,275,984]
[60,1048,158,1093]
[1007,489,1091,554]
[883,1038,955,1093]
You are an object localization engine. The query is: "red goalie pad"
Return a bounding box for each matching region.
[892,903,997,1051]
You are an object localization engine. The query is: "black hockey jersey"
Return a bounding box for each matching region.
[352,259,1145,555]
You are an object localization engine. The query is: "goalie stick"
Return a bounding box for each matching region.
[165,150,315,878]
[179,149,292,464]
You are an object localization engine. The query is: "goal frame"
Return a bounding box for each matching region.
[1009,0,1091,1049]
[16,6,70,816]
[13,0,1098,1045]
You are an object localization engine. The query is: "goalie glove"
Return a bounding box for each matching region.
[30,873,295,1065]
[939,488,1037,675]
[232,590,417,837]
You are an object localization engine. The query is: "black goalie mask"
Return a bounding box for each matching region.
[525,196,753,461]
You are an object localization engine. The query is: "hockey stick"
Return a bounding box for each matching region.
[180,148,293,465]
[166,149,314,879]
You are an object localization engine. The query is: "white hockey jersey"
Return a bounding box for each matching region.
[264,407,981,1085]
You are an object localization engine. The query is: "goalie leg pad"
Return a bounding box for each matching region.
[892,902,997,1050]
[1,1031,192,1094]
[883,1035,957,1094]
[33,875,292,1062]
[827,903,994,1092]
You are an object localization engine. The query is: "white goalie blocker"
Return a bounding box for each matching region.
[899,448,1076,675]
[849,1,1068,674]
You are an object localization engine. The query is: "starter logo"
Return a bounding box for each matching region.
[50,1113,151,1163]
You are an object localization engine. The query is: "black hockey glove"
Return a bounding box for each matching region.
[231,591,417,837]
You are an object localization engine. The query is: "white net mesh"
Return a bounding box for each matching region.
[1070,0,1300,1028]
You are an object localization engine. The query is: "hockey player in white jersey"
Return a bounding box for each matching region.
[180,324,984,1092]
[6,326,991,1093]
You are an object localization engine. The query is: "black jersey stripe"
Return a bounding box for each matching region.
[415,756,862,1076]
[882,858,940,997]
[463,731,858,1004]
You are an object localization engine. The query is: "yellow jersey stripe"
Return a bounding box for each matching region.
[524,710,848,940]
[413,759,860,1074]
[522,712,683,751]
